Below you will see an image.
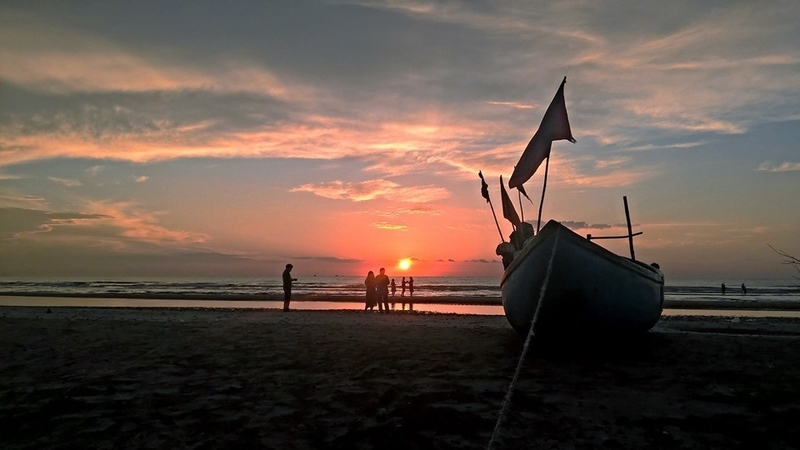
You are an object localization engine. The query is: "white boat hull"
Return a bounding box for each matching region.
[501,220,664,335]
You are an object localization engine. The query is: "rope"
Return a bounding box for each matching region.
[487,229,560,450]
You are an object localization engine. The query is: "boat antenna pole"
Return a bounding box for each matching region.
[623,195,636,260]
[479,171,505,242]
[536,155,551,233]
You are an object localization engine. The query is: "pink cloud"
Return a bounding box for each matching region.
[290,179,450,203]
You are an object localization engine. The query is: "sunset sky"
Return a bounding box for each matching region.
[1,1,799,280]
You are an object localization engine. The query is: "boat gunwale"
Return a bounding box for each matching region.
[500,220,663,288]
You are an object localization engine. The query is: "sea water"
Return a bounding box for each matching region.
[0,276,499,299]
[0,276,798,316]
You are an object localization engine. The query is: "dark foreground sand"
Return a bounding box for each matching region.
[1,307,799,449]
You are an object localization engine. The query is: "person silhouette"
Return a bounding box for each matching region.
[375,268,390,312]
[390,278,397,309]
[364,271,377,311]
[741,283,747,295]
[721,283,726,294]
[282,264,297,311]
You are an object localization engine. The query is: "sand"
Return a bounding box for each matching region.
[1,306,799,449]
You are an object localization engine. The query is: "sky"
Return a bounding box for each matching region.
[1,1,799,281]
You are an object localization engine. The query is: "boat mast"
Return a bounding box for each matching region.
[623,196,636,260]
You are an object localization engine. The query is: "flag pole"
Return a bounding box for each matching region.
[479,171,505,242]
[489,198,505,242]
[536,156,550,233]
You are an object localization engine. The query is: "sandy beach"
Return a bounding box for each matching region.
[2,306,799,449]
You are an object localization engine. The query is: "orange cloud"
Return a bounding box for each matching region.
[373,222,408,231]
[290,179,450,203]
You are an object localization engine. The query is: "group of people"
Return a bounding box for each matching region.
[281,263,416,312]
[364,270,414,312]
[720,282,747,295]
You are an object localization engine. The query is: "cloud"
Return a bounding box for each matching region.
[375,205,442,218]
[290,255,363,264]
[487,101,535,110]
[373,222,407,231]
[561,221,613,231]
[1,203,276,277]
[0,207,109,238]
[758,161,800,172]
[290,179,450,203]
[0,203,208,250]
[546,154,661,188]
[48,177,82,187]
[0,194,48,210]
[0,11,298,101]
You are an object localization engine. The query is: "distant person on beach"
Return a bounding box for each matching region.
[364,271,377,311]
[406,277,415,311]
[401,277,407,297]
[741,283,747,295]
[282,264,297,311]
[390,278,397,310]
[376,268,391,312]
[721,283,726,294]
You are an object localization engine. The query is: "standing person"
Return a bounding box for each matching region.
[282,264,297,311]
[390,278,397,310]
[401,277,406,297]
[408,277,415,311]
[721,283,726,294]
[741,283,747,295]
[364,271,377,311]
[375,268,391,312]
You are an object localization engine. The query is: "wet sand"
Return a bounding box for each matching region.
[3,291,800,310]
[1,306,799,449]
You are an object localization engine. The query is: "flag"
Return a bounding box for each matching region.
[500,175,521,226]
[478,171,490,203]
[517,182,532,203]
[508,77,576,189]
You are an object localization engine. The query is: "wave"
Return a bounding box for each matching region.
[1,277,797,302]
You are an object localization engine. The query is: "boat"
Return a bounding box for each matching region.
[500,219,664,336]
[482,77,664,336]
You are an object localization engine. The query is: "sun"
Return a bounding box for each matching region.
[398,258,412,271]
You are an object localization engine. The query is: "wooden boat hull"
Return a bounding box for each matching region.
[500,220,664,336]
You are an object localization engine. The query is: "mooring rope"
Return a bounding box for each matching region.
[487,229,560,450]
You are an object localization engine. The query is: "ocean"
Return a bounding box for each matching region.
[1,276,798,298]
[1,276,798,316]
[0,276,499,300]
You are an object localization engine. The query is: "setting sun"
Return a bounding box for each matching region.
[398,258,412,271]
